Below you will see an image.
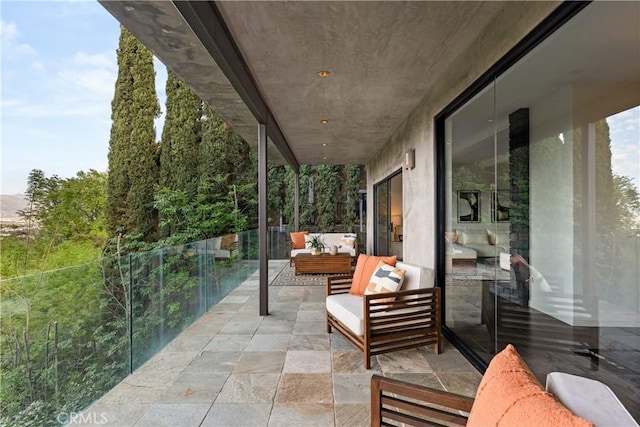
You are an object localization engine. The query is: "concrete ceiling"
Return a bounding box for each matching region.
[99,1,506,166]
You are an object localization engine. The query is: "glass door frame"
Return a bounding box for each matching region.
[373,169,402,256]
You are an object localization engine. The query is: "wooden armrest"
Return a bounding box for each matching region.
[371,374,473,426]
[326,274,353,295]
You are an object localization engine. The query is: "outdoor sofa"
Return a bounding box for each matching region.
[289,231,358,266]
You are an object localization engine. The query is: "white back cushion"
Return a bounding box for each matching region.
[396,262,434,291]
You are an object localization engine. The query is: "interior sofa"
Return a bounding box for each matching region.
[457,229,509,257]
[450,229,510,266]
[371,344,637,426]
[326,256,440,368]
[289,232,358,266]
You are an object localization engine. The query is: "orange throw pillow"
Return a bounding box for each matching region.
[467,344,594,427]
[349,254,397,296]
[290,231,308,249]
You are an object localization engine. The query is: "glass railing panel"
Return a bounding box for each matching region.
[1,230,260,426]
[0,261,129,426]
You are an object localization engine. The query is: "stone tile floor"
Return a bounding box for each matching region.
[77,260,481,426]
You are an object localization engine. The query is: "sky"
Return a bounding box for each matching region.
[1,0,166,195]
[0,1,638,196]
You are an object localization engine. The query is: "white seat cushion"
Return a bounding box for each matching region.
[326,293,422,336]
[327,293,364,335]
[546,372,638,427]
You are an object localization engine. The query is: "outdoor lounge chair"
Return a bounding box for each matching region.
[326,259,441,369]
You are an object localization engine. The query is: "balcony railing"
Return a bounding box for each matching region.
[0,228,292,426]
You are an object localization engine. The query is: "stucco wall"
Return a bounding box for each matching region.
[365,1,560,269]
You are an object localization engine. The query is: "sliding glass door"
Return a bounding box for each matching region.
[440,1,639,413]
[375,171,403,259]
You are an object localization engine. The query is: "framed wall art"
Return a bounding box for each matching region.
[458,190,480,223]
[492,190,510,222]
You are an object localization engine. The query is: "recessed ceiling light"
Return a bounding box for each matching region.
[320,119,329,124]
[323,156,328,160]
[322,143,328,147]
[487,118,494,123]
[318,71,330,77]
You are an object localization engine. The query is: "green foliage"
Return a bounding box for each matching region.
[196,103,258,234]
[155,186,229,245]
[105,26,160,252]
[1,236,51,280]
[298,165,316,228]
[160,70,202,199]
[342,165,362,232]
[1,170,106,280]
[18,169,61,230]
[314,165,339,230]
[283,166,298,228]
[268,165,287,219]
[154,181,249,247]
[613,174,640,229]
[278,164,362,231]
[0,263,111,426]
[306,234,325,250]
[40,170,107,241]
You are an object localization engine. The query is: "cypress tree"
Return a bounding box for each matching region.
[198,103,230,199]
[105,26,160,252]
[159,70,202,196]
[106,26,134,243]
[198,103,258,233]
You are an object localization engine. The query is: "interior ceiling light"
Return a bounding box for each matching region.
[323,156,328,160]
[320,119,329,124]
[318,70,330,77]
[322,143,328,147]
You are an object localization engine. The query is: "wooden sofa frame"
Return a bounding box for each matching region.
[371,374,473,426]
[326,275,441,369]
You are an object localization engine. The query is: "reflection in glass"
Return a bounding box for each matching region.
[443,1,639,415]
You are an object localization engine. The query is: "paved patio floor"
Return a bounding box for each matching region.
[77,260,481,426]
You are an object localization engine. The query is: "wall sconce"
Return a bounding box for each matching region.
[405,148,415,170]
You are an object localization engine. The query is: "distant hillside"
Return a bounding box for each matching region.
[1,194,27,222]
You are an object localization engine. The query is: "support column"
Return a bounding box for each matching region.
[294,172,300,231]
[258,123,268,316]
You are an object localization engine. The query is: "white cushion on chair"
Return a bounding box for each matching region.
[397,262,433,291]
[326,293,364,335]
[326,262,435,338]
[546,372,638,427]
